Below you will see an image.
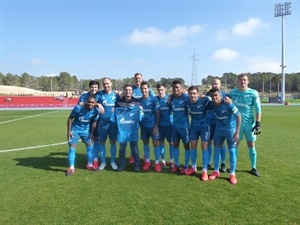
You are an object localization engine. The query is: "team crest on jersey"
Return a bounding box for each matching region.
[179,101,184,104]
[221,110,227,113]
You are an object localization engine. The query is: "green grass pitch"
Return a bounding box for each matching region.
[0,106,299,225]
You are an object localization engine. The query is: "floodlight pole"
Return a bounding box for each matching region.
[274,2,291,104]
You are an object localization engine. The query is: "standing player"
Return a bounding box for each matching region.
[229,74,261,176]
[78,80,100,103]
[207,78,228,172]
[155,83,174,168]
[169,80,190,173]
[65,96,99,176]
[139,81,161,172]
[114,84,142,172]
[78,80,104,169]
[132,72,155,99]
[128,72,155,164]
[208,88,241,184]
[185,86,211,181]
[94,77,119,171]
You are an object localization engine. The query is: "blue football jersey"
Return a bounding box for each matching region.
[132,84,155,99]
[186,96,211,128]
[170,93,189,128]
[139,96,160,128]
[212,100,240,129]
[95,90,119,123]
[207,90,227,119]
[70,105,99,133]
[155,94,173,126]
[78,92,92,104]
[114,106,141,142]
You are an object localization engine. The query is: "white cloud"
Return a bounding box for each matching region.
[245,55,281,73]
[215,30,231,41]
[125,25,202,47]
[213,48,239,61]
[232,17,270,36]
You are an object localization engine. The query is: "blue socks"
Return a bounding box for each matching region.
[144,144,150,160]
[213,147,221,171]
[68,147,76,168]
[202,149,209,171]
[190,149,197,167]
[154,146,160,161]
[184,150,191,167]
[99,144,106,164]
[228,147,236,174]
[86,145,94,165]
[220,146,226,164]
[207,145,212,165]
[160,144,165,160]
[93,141,99,161]
[169,144,174,162]
[173,147,179,166]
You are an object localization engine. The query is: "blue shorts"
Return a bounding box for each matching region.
[172,127,189,144]
[158,125,172,143]
[140,124,159,141]
[97,120,117,142]
[190,125,210,142]
[239,123,257,142]
[68,130,92,145]
[214,127,237,148]
[209,118,216,141]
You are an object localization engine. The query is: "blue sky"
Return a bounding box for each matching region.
[1,0,299,85]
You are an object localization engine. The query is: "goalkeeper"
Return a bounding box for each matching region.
[229,74,261,177]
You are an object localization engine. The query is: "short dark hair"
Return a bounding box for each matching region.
[123,84,132,90]
[188,86,199,93]
[140,81,149,87]
[156,83,165,89]
[89,80,100,88]
[238,73,248,80]
[134,72,143,78]
[172,80,182,86]
[209,88,220,94]
[87,96,96,102]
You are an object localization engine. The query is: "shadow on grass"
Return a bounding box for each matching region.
[13,152,88,172]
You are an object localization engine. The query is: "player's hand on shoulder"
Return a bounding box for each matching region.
[224,96,232,104]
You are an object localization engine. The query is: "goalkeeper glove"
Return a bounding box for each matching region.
[252,121,261,135]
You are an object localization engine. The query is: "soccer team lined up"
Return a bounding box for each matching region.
[66,72,262,185]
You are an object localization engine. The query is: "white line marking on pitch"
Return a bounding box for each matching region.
[0,142,67,153]
[0,110,60,125]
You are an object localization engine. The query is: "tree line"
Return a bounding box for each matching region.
[0,71,299,97]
